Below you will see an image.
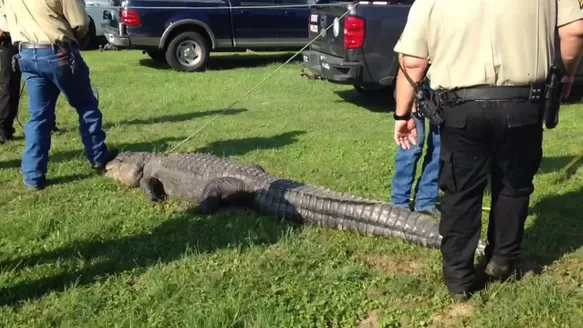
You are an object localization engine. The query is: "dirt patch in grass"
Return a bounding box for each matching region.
[360,252,426,276]
[550,256,583,292]
[358,310,381,328]
[429,303,475,328]
[264,244,287,260]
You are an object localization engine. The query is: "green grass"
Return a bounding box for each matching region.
[1,49,582,328]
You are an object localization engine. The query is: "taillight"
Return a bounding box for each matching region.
[344,16,365,49]
[121,8,141,26]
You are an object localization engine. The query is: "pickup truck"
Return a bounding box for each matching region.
[104,0,326,72]
[79,0,112,50]
[302,0,583,97]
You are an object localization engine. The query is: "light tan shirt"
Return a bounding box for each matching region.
[394,0,583,90]
[0,1,8,32]
[2,0,90,44]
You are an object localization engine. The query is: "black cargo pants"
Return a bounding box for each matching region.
[0,33,21,140]
[438,98,544,294]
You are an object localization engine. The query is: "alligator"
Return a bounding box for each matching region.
[104,151,487,254]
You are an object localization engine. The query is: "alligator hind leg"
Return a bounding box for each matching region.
[198,177,251,214]
[139,177,167,203]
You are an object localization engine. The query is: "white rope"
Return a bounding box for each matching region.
[165,2,358,153]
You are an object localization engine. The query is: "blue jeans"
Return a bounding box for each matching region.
[390,113,441,211]
[17,44,108,187]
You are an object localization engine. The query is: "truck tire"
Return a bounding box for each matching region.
[353,84,389,94]
[146,50,167,63]
[165,31,210,72]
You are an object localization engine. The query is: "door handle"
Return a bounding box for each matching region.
[240,10,251,15]
[284,11,295,16]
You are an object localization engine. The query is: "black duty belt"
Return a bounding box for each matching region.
[440,84,545,103]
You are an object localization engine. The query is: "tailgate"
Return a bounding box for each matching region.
[309,2,354,58]
[106,0,122,29]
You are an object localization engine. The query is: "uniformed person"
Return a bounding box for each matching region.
[1,0,117,190]
[392,0,583,301]
[0,1,21,144]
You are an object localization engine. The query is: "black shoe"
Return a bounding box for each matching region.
[92,148,119,172]
[484,260,519,281]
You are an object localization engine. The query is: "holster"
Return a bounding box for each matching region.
[399,62,445,125]
[543,65,563,129]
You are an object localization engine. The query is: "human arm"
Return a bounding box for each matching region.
[392,0,432,149]
[558,20,583,75]
[62,0,90,42]
[557,0,583,98]
[395,54,429,117]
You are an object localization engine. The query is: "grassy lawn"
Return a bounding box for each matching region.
[0,49,582,327]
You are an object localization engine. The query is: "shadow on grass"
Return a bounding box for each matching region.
[0,159,20,170]
[538,155,583,175]
[194,131,306,157]
[103,108,248,129]
[0,209,294,307]
[0,137,187,171]
[46,173,95,186]
[139,52,300,71]
[333,88,394,113]
[523,186,583,271]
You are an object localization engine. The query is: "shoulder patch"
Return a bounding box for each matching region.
[579,0,583,10]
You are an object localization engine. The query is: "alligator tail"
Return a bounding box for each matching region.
[254,181,487,255]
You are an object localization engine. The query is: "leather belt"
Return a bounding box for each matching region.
[17,41,75,50]
[17,42,54,49]
[440,84,546,103]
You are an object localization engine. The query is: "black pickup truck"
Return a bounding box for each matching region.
[302,0,583,97]
[302,0,413,93]
[104,0,334,72]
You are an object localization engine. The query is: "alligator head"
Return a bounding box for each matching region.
[104,151,153,187]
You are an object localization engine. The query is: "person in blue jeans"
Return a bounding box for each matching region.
[390,80,441,217]
[6,0,118,190]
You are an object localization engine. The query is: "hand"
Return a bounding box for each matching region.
[394,118,418,150]
[0,29,4,40]
[561,75,575,100]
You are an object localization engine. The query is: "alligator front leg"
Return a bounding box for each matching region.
[198,177,251,214]
[139,177,167,203]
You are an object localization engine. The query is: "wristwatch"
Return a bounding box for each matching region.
[393,112,411,121]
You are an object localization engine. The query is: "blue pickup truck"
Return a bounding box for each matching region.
[104,0,336,72]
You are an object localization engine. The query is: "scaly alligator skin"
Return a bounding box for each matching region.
[105,151,487,254]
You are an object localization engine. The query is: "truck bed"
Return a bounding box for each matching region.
[303,1,413,88]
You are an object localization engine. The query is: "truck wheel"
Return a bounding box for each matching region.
[353,85,388,94]
[165,31,210,72]
[146,50,167,63]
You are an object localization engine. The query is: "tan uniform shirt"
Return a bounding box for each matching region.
[394,0,583,90]
[0,2,8,32]
[2,0,90,45]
